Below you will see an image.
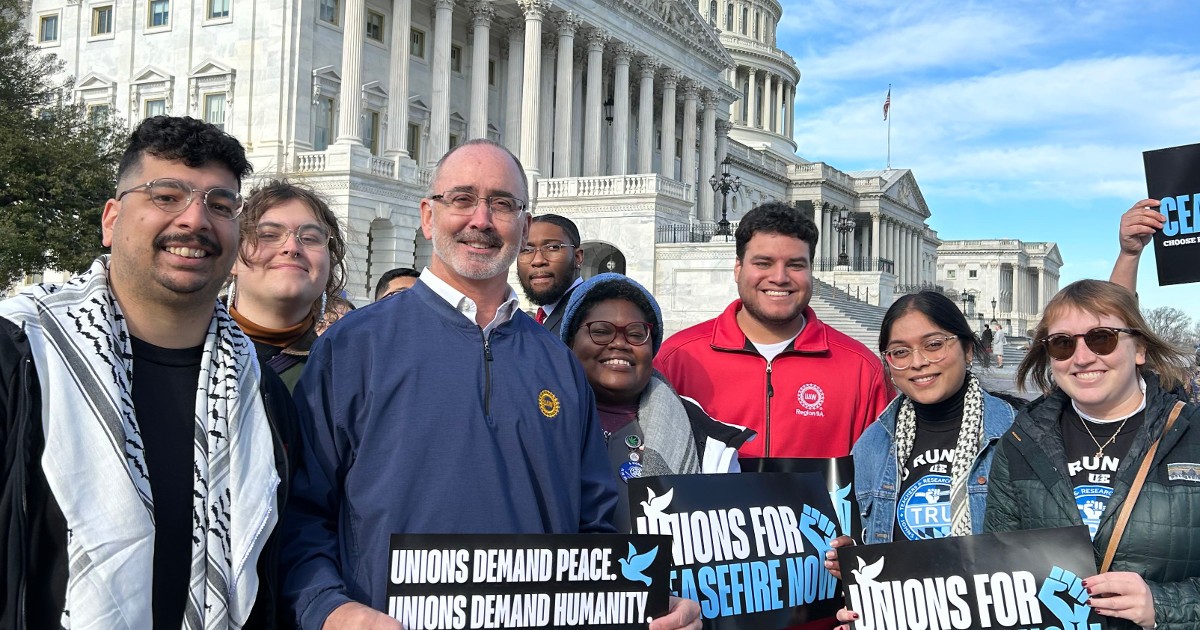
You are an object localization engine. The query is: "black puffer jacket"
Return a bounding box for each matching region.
[984,372,1200,630]
[0,316,300,629]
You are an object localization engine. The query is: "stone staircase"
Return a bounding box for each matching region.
[807,278,888,351]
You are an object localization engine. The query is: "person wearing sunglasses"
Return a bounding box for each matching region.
[227,180,347,391]
[560,273,756,531]
[984,280,1198,630]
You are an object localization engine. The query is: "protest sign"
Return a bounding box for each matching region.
[629,472,842,630]
[740,456,862,544]
[386,533,670,630]
[840,526,1106,630]
[1144,142,1200,285]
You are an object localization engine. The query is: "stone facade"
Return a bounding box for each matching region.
[25,0,947,331]
[937,239,1063,337]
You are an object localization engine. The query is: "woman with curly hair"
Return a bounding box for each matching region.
[228,180,347,390]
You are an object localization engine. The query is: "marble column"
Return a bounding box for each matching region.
[912,230,920,285]
[537,33,555,175]
[785,82,794,137]
[715,118,730,168]
[335,0,366,144]
[570,47,584,175]
[774,74,785,134]
[582,28,607,176]
[813,202,825,261]
[427,0,454,163]
[745,69,756,128]
[730,66,741,122]
[517,0,549,179]
[503,22,524,154]
[698,91,717,221]
[468,1,494,140]
[899,226,908,284]
[636,57,658,174]
[871,213,880,262]
[384,0,411,158]
[658,69,677,179]
[760,73,772,132]
[1037,266,1044,312]
[680,83,699,209]
[552,12,578,177]
[610,43,632,175]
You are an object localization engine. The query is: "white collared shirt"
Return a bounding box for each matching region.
[538,276,584,318]
[419,267,522,337]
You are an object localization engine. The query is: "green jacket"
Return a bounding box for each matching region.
[984,373,1200,629]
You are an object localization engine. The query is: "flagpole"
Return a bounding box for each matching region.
[886,84,892,170]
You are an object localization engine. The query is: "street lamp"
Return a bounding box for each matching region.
[603,97,614,125]
[834,208,856,267]
[960,293,969,315]
[991,297,997,322]
[708,156,741,237]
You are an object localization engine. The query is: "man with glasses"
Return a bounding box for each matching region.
[0,116,298,628]
[281,140,699,630]
[655,202,892,459]
[373,267,420,301]
[516,214,585,336]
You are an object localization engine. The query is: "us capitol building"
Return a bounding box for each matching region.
[23,0,1059,337]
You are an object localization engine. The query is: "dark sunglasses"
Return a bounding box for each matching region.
[1041,327,1139,361]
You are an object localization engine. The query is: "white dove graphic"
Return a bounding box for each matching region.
[851,556,885,586]
[640,487,674,521]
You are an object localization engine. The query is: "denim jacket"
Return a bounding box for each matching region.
[851,388,1017,544]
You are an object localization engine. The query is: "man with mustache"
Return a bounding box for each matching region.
[0,116,298,628]
[281,140,702,630]
[516,214,584,337]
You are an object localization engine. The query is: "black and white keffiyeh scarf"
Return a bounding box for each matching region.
[0,256,279,630]
[893,373,985,538]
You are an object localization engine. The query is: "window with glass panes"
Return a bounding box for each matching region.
[319,0,337,24]
[366,11,384,41]
[450,45,462,72]
[144,99,166,118]
[39,15,58,42]
[92,6,113,35]
[207,0,229,20]
[88,105,109,124]
[361,110,380,155]
[149,0,169,27]
[407,123,420,161]
[203,93,226,130]
[410,28,425,58]
[313,97,334,150]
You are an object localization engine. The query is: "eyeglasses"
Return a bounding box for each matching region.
[518,243,577,260]
[431,191,527,217]
[582,321,654,347]
[882,335,960,370]
[1042,327,1139,361]
[380,288,408,299]
[254,224,331,250]
[117,178,243,221]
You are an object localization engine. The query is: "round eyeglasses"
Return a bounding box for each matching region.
[1042,327,1139,361]
[431,191,527,218]
[117,178,243,221]
[582,321,653,347]
[254,225,331,250]
[882,335,960,370]
[518,243,577,260]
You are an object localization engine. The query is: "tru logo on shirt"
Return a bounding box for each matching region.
[795,383,825,417]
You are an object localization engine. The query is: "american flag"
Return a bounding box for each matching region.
[883,88,891,121]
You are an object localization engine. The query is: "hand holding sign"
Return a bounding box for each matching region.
[1082,571,1156,629]
[325,602,404,630]
[1118,200,1166,257]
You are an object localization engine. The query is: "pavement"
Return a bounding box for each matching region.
[972,362,1037,403]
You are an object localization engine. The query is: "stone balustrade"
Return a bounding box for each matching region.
[537,174,694,202]
[370,157,396,178]
[295,151,327,173]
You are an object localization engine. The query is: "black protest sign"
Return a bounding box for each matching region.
[629,473,842,630]
[1144,142,1200,285]
[387,534,671,629]
[840,526,1107,630]
[741,456,863,545]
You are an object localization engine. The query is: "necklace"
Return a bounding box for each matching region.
[1078,413,1133,459]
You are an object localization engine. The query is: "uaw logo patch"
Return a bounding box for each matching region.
[538,389,560,418]
[796,383,826,416]
[1168,462,1200,482]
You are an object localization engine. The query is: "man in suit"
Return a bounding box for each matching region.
[517,214,584,337]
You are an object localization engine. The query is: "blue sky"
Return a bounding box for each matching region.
[775,0,1200,316]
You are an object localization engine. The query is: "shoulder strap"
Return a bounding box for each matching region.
[266,351,302,375]
[1101,400,1186,572]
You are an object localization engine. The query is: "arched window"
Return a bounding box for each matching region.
[709,0,717,23]
[725,3,733,29]
[741,7,748,34]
